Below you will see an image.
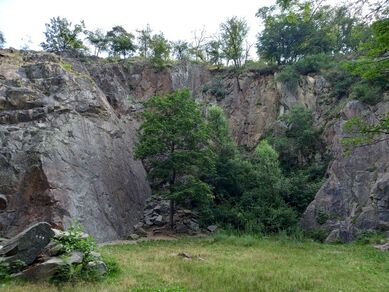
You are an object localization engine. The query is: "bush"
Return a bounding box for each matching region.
[54,222,96,261]
[51,222,112,284]
[276,65,300,91]
[203,76,226,100]
[324,65,356,99]
[294,54,331,75]
[350,82,382,105]
[305,229,329,243]
[356,230,387,244]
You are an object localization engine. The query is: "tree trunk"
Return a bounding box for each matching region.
[169,199,175,229]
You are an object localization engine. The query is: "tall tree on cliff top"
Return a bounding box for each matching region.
[106,26,136,58]
[219,16,249,68]
[41,17,86,53]
[135,89,214,228]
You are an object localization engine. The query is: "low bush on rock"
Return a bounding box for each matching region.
[50,222,110,283]
[0,222,115,285]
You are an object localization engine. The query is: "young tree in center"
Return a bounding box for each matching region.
[135,89,214,228]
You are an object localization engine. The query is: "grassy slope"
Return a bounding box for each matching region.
[3,234,389,292]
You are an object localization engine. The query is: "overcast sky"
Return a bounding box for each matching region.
[0,0,276,53]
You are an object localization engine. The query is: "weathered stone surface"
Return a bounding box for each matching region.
[86,260,107,276]
[13,251,83,281]
[207,225,218,233]
[301,100,389,242]
[0,193,7,210]
[0,222,54,266]
[0,50,151,242]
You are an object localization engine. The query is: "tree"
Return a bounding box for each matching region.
[135,89,214,228]
[41,17,86,53]
[219,16,249,68]
[149,33,171,69]
[345,18,389,86]
[137,24,152,58]
[189,28,208,62]
[342,113,389,151]
[106,26,136,58]
[86,29,108,56]
[172,40,190,61]
[256,1,367,64]
[205,40,223,67]
[0,31,5,48]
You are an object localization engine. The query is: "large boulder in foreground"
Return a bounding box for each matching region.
[0,50,151,242]
[301,100,389,242]
[0,222,54,266]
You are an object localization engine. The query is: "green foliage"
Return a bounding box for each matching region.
[267,107,328,216]
[324,64,356,99]
[137,24,153,58]
[256,2,367,64]
[135,89,214,208]
[342,113,389,152]
[356,230,388,245]
[345,19,389,86]
[41,17,86,53]
[205,40,223,67]
[219,16,249,68]
[305,229,329,242]
[350,81,382,105]
[202,77,226,100]
[149,33,171,70]
[0,31,5,48]
[172,40,190,61]
[59,61,73,72]
[0,260,25,282]
[276,65,300,91]
[51,222,112,284]
[54,222,96,262]
[294,54,331,75]
[106,26,136,58]
[86,29,109,56]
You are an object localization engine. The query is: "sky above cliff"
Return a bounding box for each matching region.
[0,0,272,52]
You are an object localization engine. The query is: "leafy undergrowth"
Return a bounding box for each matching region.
[3,234,389,291]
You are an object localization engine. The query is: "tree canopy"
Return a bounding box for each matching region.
[41,17,86,53]
[135,89,214,227]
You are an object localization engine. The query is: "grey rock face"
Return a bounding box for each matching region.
[0,222,54,266]
[301,100,389,242]
[0,50,150,242]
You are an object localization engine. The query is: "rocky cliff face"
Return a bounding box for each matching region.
[0,49,387,242]
[0,50,150,242]
[301,100,389,242]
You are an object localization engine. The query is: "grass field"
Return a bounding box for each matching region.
[3,234,389,292]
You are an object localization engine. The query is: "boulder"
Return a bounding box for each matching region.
[0,222,55,266]
[13,251,83,281]
[86,260,107,276]
[128,233,140,240]
[207,225,218,233]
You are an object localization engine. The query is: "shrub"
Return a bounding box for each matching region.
[324,65,356,99]
[356,230,387,244]
[294,54,331,75]
[276,65,300,91]
[350,82,382,105]
[305,229,329,243]
[203,76,226,100]
[51,222,111,284]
